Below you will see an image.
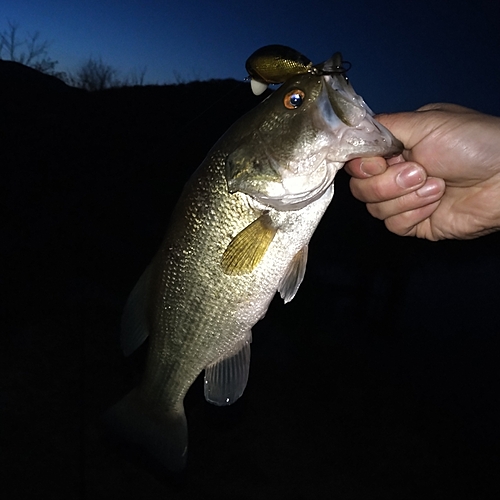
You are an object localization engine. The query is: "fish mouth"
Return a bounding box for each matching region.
[254,74,404,210]
[320,74,403,160]
[330,120,404,160]
[227,61,403,212]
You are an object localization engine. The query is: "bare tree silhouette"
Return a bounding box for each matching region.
[0,21,147,89]
[0,20,59,75]
[67,57,147,90]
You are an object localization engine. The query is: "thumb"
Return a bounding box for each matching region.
[375,103,475,151]
[374,110,437,151]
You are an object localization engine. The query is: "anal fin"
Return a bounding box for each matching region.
[204,332,252,406]
[278,244,308,304]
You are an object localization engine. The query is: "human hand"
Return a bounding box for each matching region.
[345,103,500,240]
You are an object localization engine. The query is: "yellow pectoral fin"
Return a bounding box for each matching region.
[221,213,277,275]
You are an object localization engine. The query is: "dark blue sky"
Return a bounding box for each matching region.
[3,0,500,114]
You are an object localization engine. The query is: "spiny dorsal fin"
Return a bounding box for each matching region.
[221,213,277,275]
[278,245,308,304]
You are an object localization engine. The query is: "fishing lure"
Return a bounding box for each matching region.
[245,44,351,95]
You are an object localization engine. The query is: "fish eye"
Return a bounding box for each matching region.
[284,89,305,109]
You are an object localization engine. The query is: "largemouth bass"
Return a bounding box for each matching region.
[106,46,403,472]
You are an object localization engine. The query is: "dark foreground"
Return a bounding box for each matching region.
[1,64,499,499]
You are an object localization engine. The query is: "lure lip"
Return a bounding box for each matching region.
[249,78,269,96]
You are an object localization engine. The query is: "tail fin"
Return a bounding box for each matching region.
[103,390,188,473]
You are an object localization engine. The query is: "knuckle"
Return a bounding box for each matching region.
[349,178,368,201]
[366,202,385,220]
[385,215,414,236]
[370,181,389,202]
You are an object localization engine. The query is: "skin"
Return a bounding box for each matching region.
[344,103,500,240]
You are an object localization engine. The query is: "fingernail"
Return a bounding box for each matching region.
[396,166,424,189]
[416,180,442,197]
[360,159,385,177]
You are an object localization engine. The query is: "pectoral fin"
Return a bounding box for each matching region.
[204,333,252,406]
[221,213,277,275]
[278,245,308,304]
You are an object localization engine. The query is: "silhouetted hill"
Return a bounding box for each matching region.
[0,59,78,93]
[2,63,499,498]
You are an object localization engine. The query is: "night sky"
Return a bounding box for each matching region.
[3,0,500,114]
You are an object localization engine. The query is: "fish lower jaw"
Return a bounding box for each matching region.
[244,161,341,211]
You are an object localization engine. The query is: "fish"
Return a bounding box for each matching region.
[105,46,403,472]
